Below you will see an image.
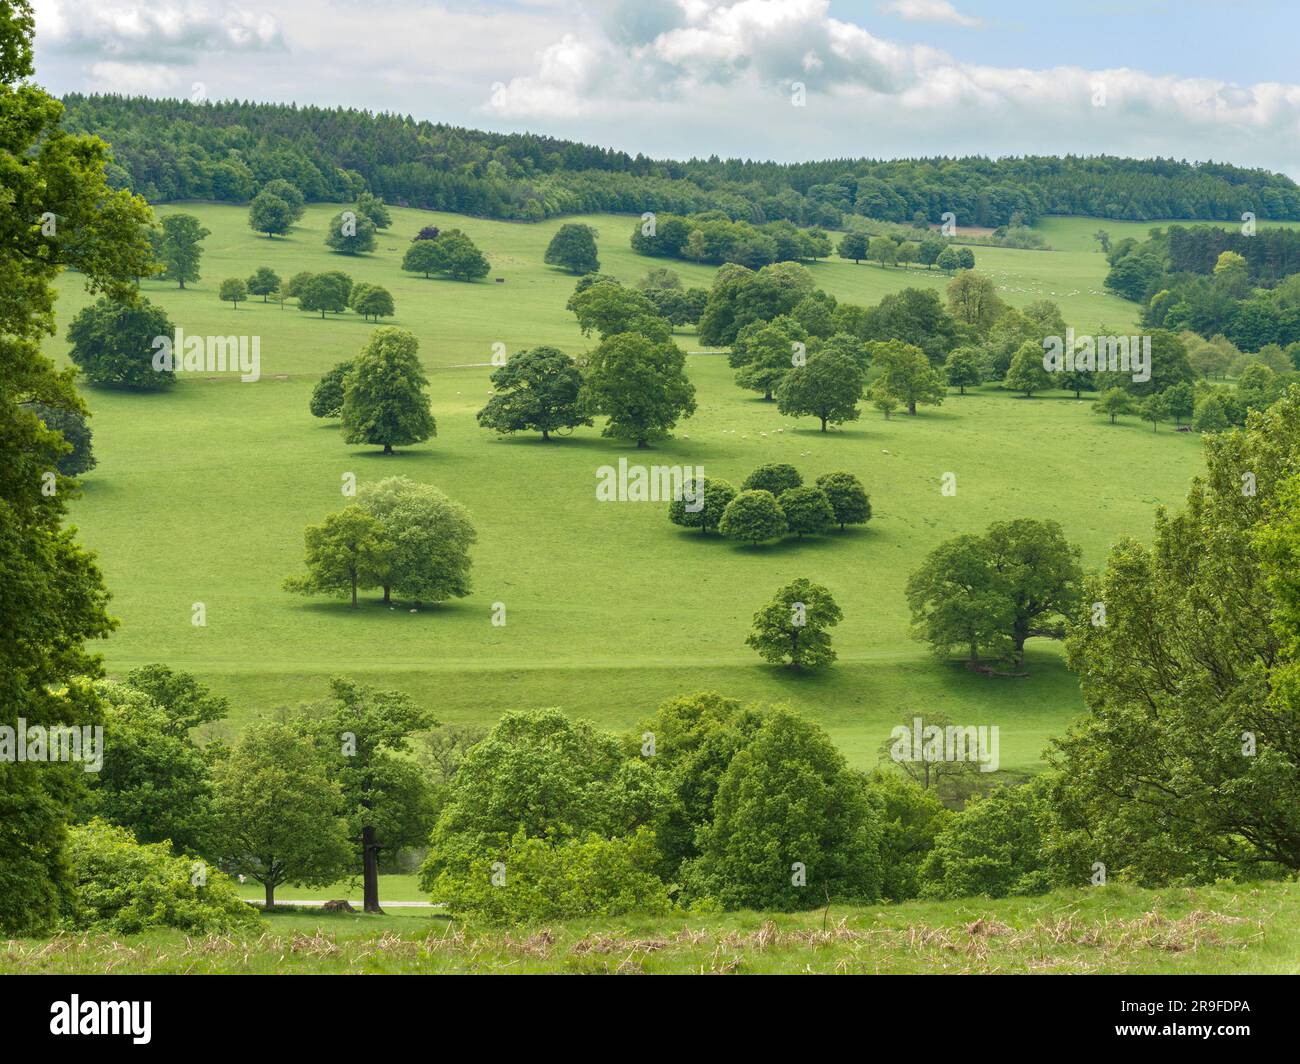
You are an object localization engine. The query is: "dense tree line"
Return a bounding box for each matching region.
[62,95,1300,225]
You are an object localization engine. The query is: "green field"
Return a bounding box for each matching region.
[51,205,1203,771]
[6,881,1296,974]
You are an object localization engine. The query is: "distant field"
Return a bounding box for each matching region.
[51,204,1205,772]
[6,882,1296,974]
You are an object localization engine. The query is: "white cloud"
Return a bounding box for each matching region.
[85,60,184,94]
[879,0,981,29]
[33,1,284,62]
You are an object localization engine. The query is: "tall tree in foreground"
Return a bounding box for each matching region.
[211,722,353,908]
[1052,389,1300,882]
[341,327,437,454]
[0,0,154,935]
[746,579,842,669]
[66,297,175,389]
[686,711,882,910]
[310,678,436,914]
[477,345,591,440]
[582,333,696,447]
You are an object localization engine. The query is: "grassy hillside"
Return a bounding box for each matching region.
[50,205,1200,771]
[6,881,1296,974]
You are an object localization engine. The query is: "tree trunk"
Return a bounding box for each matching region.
[362,826,384,914]
[383,442,393,454]
[265,881,275,909]
[541,429,550,441]
[350,571,358,609]
[382,585,391,604]
[908,400,917,415]
[637,438,648,449]
[820,416,828,431]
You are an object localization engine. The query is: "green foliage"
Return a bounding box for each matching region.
[778,486,835,538]
[477,345,590,440]
[341,327,437,453]
[211,721,353,907]
[246,265,280,300]
[719,489,786,545]
[67,297,175,389]
[80,669,224,855]
[686,711,882,910]
[867,339,945,415]
[310,359,352,418]
[815,471,871,530]
[282,506,391,608]
[1004,340,1053,396]
[433,827,673,923]
[581,332,695,447]
[776,349,864,430]
[732,314,806,399]
[1093,386,1137,424]
[218,276,247,308]
[865,771,952,902]
[349,282,395,322]
[568,279,669,341]
[65,820,258,935]
[357,476,477,605]
[325,208,376,255]
[1054,389,1300,881]
[745,578,842,668]
[545,223,600,273]
[419,709,661,905]
[297,271,351,317]
[668,476,736,534]
[354,191,392,230]
[20,402,96,476]
[920,782,1055,899]
[906,519,1082,669]
[248,191,293,237]
[157,213,209,288]
[742,463,802,496]
[944,347,982,394]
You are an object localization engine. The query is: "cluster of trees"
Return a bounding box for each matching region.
[668,466,871,545]
[402,228,490,281]
[1108,229,1300,355]
[283,269,395,321]
[837,230,974,272]
[284,476,475,608]
[310,328,435,452]
[473,274,697,448]
[68,664,444,919]
[68,95,1300,226]
[324,191,393,255]
[419,697,888,917]
[906,518,1084,674]
[630,211,833,268]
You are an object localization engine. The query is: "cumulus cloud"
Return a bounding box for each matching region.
[880,0,981,29]
[481,0,1300,175]
[33,1,284,62]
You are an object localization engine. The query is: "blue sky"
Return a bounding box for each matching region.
[30,0,1300,175]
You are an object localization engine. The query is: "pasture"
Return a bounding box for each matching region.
[50,204,1202,772]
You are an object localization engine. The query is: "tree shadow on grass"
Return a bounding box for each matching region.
[288,596,473,619]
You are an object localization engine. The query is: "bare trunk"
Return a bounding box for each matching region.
[362,826,383,914]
